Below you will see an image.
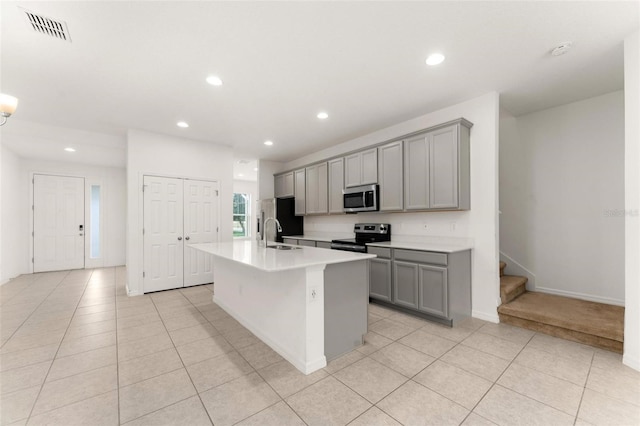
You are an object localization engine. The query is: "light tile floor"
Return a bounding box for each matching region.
[1,267,639,425]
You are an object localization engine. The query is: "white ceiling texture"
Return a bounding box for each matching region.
[1,1,638,168]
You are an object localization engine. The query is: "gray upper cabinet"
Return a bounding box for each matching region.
[404,120,471,211]
[430,125,459,209]
[305,162,328,215]
[328,158,344,214]
[378,141,404,211]
[344,148,378,187]
[404,133,430,210]
[294,169,306,216]
[274,172,294,198]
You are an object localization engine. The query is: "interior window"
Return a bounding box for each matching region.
[233,193,251,238]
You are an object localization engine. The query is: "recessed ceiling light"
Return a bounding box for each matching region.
[264,140,273,146]
[238,173,244,177]
[206,75,223,86]
[177,121,189,128]
[317,112,329,120]
[425,53,445,66]
[64,147,75,152]
[254,168,258,172]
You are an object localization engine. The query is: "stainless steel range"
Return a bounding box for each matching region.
[331,223,391,253]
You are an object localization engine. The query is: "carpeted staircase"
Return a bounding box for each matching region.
[497,261,624,353]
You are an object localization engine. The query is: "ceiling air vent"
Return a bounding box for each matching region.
[22,9,71,42]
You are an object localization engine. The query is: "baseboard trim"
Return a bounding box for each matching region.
[535,286,624,307]
[473,310,499,323]
[0,278,10,286]
[499,252,536,290]
[623,353,640,372]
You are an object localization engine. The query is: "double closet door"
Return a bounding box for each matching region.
[143,176,219,293]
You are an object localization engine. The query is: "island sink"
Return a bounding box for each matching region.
[266,244,301,250]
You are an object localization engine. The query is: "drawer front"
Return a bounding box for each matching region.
[316,241,332,249]
[368,246,391,259]
[298,240,316,247]
[394,249,448,266]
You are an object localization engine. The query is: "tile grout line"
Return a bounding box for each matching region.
[0,272,73,352]
[185,285,308,425]
[452,326,537,425]
[573,350,596,425]
[138,286,218,426]
[24,269,95,422]
[183,285,299,426]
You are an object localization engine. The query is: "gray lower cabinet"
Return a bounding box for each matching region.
[369,258,392,301]
[316,241,332,249]
[369,246,471,324]
[418,264,448,318]
[393,261,419,309]
[282,238,332,249]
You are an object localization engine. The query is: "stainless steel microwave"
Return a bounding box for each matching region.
[343,184,379,213]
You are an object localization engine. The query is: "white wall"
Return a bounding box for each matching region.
[500,91,625,305]
[126,130,234,295]
[624,30,640,370]
[0,149,127,283]
[257,160,284,200]
[25,159,126,269]
[1,145,25,283]
[283,92,501,322]
[233,179,258,239]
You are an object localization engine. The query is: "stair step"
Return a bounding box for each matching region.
[500,275,527,304]
[498,292,624,353]
[499,261,506,277]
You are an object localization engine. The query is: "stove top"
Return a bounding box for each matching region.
[331,223,391,252]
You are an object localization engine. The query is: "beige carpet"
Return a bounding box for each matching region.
[498,292,624,353]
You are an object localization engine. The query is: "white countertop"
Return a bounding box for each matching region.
[190,241,375,272]
[367,240,473,253]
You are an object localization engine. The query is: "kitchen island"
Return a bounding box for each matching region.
[189,241,375,374]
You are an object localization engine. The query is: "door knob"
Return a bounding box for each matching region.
[178,237,183,241]
[185,236,190,241]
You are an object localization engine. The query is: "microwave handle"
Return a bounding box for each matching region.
[362,192,366,207]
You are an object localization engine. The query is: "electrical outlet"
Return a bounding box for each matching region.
[450,222,456,231]
[423,223,429,230]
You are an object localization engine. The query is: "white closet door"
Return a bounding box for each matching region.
[183,179,218,287]
[33,174,85,272]
[143,176,184,292]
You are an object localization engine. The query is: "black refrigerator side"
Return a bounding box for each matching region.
[275,197,303,242]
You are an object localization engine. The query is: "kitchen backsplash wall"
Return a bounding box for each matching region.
[304,210,472,245]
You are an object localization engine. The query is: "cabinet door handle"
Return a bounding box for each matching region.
[178,237,183,241]
[185,236,190,241]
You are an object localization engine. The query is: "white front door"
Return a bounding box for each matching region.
[33,174,85,273]
[143,176,184,292]
[183,179,218,287]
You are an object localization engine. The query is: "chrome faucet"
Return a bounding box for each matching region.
[261,217,282,247]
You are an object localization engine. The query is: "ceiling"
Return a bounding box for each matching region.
[1,1,637,166]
